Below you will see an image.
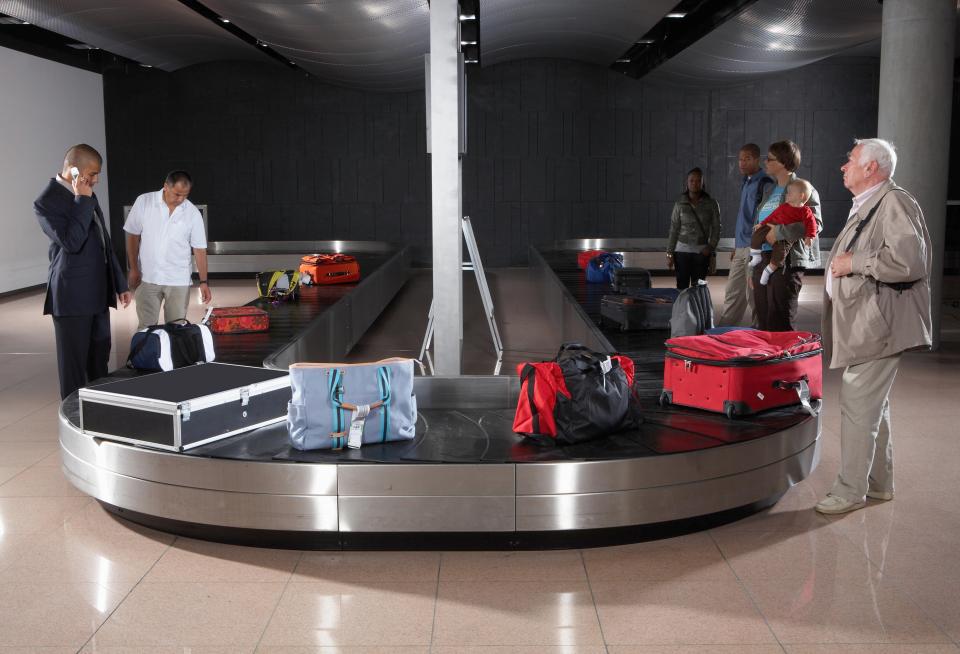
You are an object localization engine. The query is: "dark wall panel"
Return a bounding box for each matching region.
[104,56,880,266]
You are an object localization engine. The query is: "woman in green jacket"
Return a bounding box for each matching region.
[666,167,721,289]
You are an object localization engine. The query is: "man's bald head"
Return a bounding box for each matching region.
[62,144,103,188]
[63,144,102,171]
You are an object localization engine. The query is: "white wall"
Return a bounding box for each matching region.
[0,46,109,294]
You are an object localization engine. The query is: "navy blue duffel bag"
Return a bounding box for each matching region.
[128,321,215,371]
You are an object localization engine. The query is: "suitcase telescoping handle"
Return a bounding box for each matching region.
[773,377,820,417]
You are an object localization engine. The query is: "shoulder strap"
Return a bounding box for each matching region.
[844,188,911,253]
[754,177,772,209]
[688,204,711,243]
[126,325,167,366]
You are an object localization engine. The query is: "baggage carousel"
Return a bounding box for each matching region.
[58,239,821,549]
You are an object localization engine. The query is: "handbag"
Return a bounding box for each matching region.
[513,343,637,445]
[256,270,300,301]
[128,321,215,371]
[585,252,623,284]
[287,358,417,450]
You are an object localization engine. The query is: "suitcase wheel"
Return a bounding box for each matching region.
[722,400,750,420]
[658,391,672,407]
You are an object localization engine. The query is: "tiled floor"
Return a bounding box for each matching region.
[1,272,959,653]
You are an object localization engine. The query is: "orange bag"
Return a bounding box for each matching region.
[299,253,360,285]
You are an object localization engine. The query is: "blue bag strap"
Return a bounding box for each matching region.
[376,365,392,442]
[328,368,344,445]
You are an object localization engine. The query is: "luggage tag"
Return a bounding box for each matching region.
[347,404,371,449]
[599,356,613,390]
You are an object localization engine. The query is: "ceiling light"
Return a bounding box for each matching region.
[636,39,655,45]
[66,43,99,50]
[459,14,476,20]
[460,40,477,45]
[139,64,152,68]
[616,58,631,64]
[465,58,479,64]
[257,41,268,47]
[666,12,687,18]
[218,17,230,23]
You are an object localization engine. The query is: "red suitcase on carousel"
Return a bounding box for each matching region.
[203,307,270,334]
[660,330,822,418]
[299,253,360,285]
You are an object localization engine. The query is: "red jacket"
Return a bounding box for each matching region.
[761,204,817,240]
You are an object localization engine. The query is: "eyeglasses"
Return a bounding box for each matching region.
[766,155,778,162]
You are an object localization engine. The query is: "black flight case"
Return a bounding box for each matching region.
[78,362,291,452]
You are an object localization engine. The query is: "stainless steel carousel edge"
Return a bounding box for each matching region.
[59,404,820,534]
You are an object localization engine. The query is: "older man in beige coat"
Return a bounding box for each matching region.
[815,138,933,515]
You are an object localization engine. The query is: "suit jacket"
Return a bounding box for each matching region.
[822,178,932,369]
[34,179,127,316]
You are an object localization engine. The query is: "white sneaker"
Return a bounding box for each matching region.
[815,495,866,515]
[867,490,894,501]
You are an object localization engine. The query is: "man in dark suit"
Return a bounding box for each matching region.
[34,144,131,399]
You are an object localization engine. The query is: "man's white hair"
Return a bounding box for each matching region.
[854,138,897,177]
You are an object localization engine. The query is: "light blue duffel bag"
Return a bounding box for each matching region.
[287,358,417,450]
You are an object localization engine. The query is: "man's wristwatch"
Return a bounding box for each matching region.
[198,279,208,285]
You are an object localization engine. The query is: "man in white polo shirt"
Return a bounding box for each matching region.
[124,170,212,329]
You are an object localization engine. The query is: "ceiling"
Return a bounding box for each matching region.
[646,0,883,85]
[0,0,946,91]
[0,0,268,70]
[478,0,677,68]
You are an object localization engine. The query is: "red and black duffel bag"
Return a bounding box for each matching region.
[203,307,269,334]
[660,330,822,418]
[513,343,637,444]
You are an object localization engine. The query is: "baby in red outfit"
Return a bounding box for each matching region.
[750,178,817,285]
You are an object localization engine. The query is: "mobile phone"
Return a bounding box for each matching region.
[69,166,80,180]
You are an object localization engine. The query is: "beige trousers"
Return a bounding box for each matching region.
[134,282,191,330]
[716,246,756,327]
[830,353,902,502]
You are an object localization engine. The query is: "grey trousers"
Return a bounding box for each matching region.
[716,246,756,327]
[830,353,902,502]
[134,282,191,330]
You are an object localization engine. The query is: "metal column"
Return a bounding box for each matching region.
[428,0,463,374]
[877,0,955,349]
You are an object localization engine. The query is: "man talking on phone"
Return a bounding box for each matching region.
[123,170,211,330]
[34,144,131,399]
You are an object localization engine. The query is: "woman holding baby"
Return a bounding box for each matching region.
[751,140,823,331]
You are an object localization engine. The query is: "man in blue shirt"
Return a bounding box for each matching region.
[717,144,772,327]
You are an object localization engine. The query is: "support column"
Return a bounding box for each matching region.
[429,0,463,374]
[877,0,955,349]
